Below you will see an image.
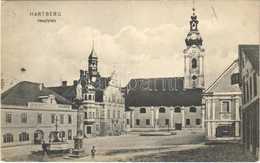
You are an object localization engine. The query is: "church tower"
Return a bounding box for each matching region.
[184,7,205,89]
[88,41,100,82]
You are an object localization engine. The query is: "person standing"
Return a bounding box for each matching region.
[91,146,96,159]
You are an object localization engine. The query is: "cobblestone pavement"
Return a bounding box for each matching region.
[3,130,234,162]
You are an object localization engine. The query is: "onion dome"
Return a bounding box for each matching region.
[185,8,203,46]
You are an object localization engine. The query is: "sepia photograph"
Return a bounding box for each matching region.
[1,0,259,162]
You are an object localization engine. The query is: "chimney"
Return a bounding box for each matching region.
[62,81,67,87]
[39,83,43,91]
[80,70,84,77]
[73,80,78,86]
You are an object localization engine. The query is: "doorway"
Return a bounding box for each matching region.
[34,130,44,144]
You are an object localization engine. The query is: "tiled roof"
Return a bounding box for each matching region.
[125,77,203,107]
[239,45,259,73]
[48,85,76,101]
[1,81,73,106]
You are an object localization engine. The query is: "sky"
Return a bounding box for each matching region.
[1,0,259,91]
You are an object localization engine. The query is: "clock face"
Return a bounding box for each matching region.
[192,22,196,29]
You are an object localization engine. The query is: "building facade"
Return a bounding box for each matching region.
[1,81,77,147]
[204,60,241,143]
[238,45,259,158]
[49,45,125,138]
[125,8,205,131]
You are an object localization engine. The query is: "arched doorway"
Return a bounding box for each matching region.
[34,130,44,144]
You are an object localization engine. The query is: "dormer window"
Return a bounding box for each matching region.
[140,108,146,113]
[159,107,165,113]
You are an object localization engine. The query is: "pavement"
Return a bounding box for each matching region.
[1,130,206,161]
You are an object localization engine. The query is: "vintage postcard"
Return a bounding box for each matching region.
[1,0,259,162]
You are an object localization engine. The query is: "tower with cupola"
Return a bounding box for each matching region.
[184,7,205,89]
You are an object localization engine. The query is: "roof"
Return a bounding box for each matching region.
[125,77,203,107]
[204,59,240,94]
[1,81,74,106]
[48,85,76,101]
[89,48,98,59]
[239,45,259,73]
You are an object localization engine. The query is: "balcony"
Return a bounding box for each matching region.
[83,118,95,123]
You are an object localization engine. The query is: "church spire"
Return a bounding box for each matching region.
[185,3,203,47]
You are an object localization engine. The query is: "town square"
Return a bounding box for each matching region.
[1,0,259,162]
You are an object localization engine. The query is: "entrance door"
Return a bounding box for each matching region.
[34,130,44,144]
[175,123,182,130]
[87,126,91,134]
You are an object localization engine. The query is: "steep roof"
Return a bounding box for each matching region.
[125,77,203,107]
[204,60,240,94]
[239,45,259,73]
[1,81,73,106]
[48,85,76,101]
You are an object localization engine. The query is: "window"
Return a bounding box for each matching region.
[159,107,165,113]
[113,110,116,118]
[186,119,190,125]
[253,72,257,97]
[21,114,27,123]
[246,81,249,102]
[192,75,197,80]
[89,95,91,100]
[51,115,55,123]
[85,112,87,119]
[96,125,100,132]
[118,110,120,118]
[196,119,201,125]
[60,115,64,124]
[243,81,246,104]
[175,107,181,113]
[89,112,92,118]
[165,119,169,125]
[127,119,130,125]
[93,112,95,118]
[19,132,29,141]
[140,108,146,113]
[146,119,150,125]
[96,110,100,118]
[250,77,252,100]
[231,73,239,85]
[37,114,42,124]
[84,94,87,100]
[190,107,196,113]
[136,119,140,125]
[3,133,13,143]
[222,101,230,112]
[59,131,65,138]
[68,130,72,140]
[68,115,72,124]
[192,58,197,69]
[6,114,12,123]
[107,110,110,118]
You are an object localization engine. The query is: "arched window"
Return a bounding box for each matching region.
[175,107,181,113]
[85,112,87,119]
[89,95,92,100]
[192,58,197,69]
[85,94,87,100]
[159,107,165,113]
[190,107,196,113]
[192,75,197,80]
[140,108,146,113]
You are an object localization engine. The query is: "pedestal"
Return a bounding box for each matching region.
[70,136,86,158]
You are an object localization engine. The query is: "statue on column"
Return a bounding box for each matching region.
[76,82,82,100]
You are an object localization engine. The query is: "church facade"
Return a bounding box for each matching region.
[49,45,125,138]
[125,8,205,131]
